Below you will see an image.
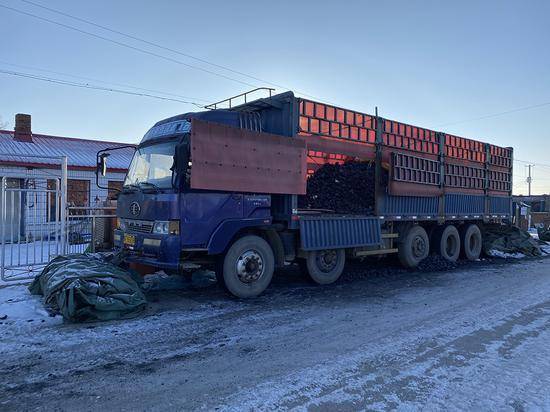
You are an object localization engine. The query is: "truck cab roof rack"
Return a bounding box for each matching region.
[204,87,275,110]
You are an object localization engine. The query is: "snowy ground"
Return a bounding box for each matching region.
[1,256,550,411]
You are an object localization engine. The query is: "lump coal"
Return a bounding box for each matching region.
[300,161,383,215]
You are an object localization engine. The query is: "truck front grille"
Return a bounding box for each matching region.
[124,219,153,234]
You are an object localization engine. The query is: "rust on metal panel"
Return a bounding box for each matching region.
[390,182,489,196]
[190,119,307,195]
[388,181,442,197]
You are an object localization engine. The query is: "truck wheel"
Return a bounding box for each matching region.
[460,224,482,260]
[221,235,274,298]
[305,249,346,285]
[398,225,429,268]
[433,225,461,262]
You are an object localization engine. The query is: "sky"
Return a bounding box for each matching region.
[1,0,549,194]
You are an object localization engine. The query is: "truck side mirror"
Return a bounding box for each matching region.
[97,153,110,177]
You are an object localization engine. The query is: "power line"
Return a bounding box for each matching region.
[437,101,550,127]
[514,158,550,169]
[17,1,298,94]
[8,1,338,105]
[6,0,550,143]
[0,60,212,103]
[0,69,205,107]
[0,3,259,89]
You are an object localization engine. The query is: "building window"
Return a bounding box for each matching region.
[108,181,123,200]
[67,179,90,208]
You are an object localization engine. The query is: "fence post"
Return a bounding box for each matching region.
[1,177,6,281]
[91,215,96,253]
[60,156,68,255]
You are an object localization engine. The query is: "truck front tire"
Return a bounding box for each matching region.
[221,235,274,298]
[398,225,429,268]
[305,249,346,285]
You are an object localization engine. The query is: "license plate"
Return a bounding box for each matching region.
[123,234,136,246]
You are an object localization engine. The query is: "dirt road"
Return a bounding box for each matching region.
[1,257,550,411]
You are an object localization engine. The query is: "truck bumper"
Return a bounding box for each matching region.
[113,229,181,270]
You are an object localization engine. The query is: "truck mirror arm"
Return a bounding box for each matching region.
[95,145,136,192]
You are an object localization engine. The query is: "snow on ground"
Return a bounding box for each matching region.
[1,255,550,410]
[529,229,539,240]
[486,249,526,259]
[0,285,61,329]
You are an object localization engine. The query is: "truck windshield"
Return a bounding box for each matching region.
[123,140,177,189]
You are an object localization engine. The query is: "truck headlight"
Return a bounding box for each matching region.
[153,220,179,235]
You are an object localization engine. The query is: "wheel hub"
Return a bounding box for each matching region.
[236,250,264,283]
[316,250,338,273]
[412,235,426,258]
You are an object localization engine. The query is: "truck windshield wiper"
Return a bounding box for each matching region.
[137,182,161,192]
[122,183,139,191]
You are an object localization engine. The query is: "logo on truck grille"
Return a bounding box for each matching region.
[130,202,141,216]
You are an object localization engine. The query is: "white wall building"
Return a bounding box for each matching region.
[0,114,134,241]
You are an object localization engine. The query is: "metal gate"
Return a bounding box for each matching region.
[0,155,67,282]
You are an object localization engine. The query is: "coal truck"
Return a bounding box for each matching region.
[97,89,513,298]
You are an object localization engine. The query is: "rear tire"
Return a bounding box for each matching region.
[460,224,482,260]
[398,225,430,268]
[221,235,274,298]
[305,249,346,285]
[433,225,461,262]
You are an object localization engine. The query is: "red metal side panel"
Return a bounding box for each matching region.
[298,98,513,197]
[190,119,307,195]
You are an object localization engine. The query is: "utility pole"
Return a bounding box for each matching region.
[526,164,534,196]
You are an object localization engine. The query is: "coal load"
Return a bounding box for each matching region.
[301,161,379,215]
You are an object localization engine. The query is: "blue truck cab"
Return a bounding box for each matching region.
[113,110,272,270]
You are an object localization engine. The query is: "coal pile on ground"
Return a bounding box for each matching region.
[416,255,459,272]
[300,161,384,215]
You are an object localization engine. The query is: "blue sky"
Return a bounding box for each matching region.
[1,0,549,194]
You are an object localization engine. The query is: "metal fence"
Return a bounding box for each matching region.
[0,199,116,282]
[66,206,116,254]
[0,177,66,281]
[0,155,67,282]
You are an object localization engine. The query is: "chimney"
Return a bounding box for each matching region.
[14,113,33,143]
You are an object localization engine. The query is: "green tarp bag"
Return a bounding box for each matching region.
[537,227,550,242]
[29,253,146,322]
[482,225,541,257]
